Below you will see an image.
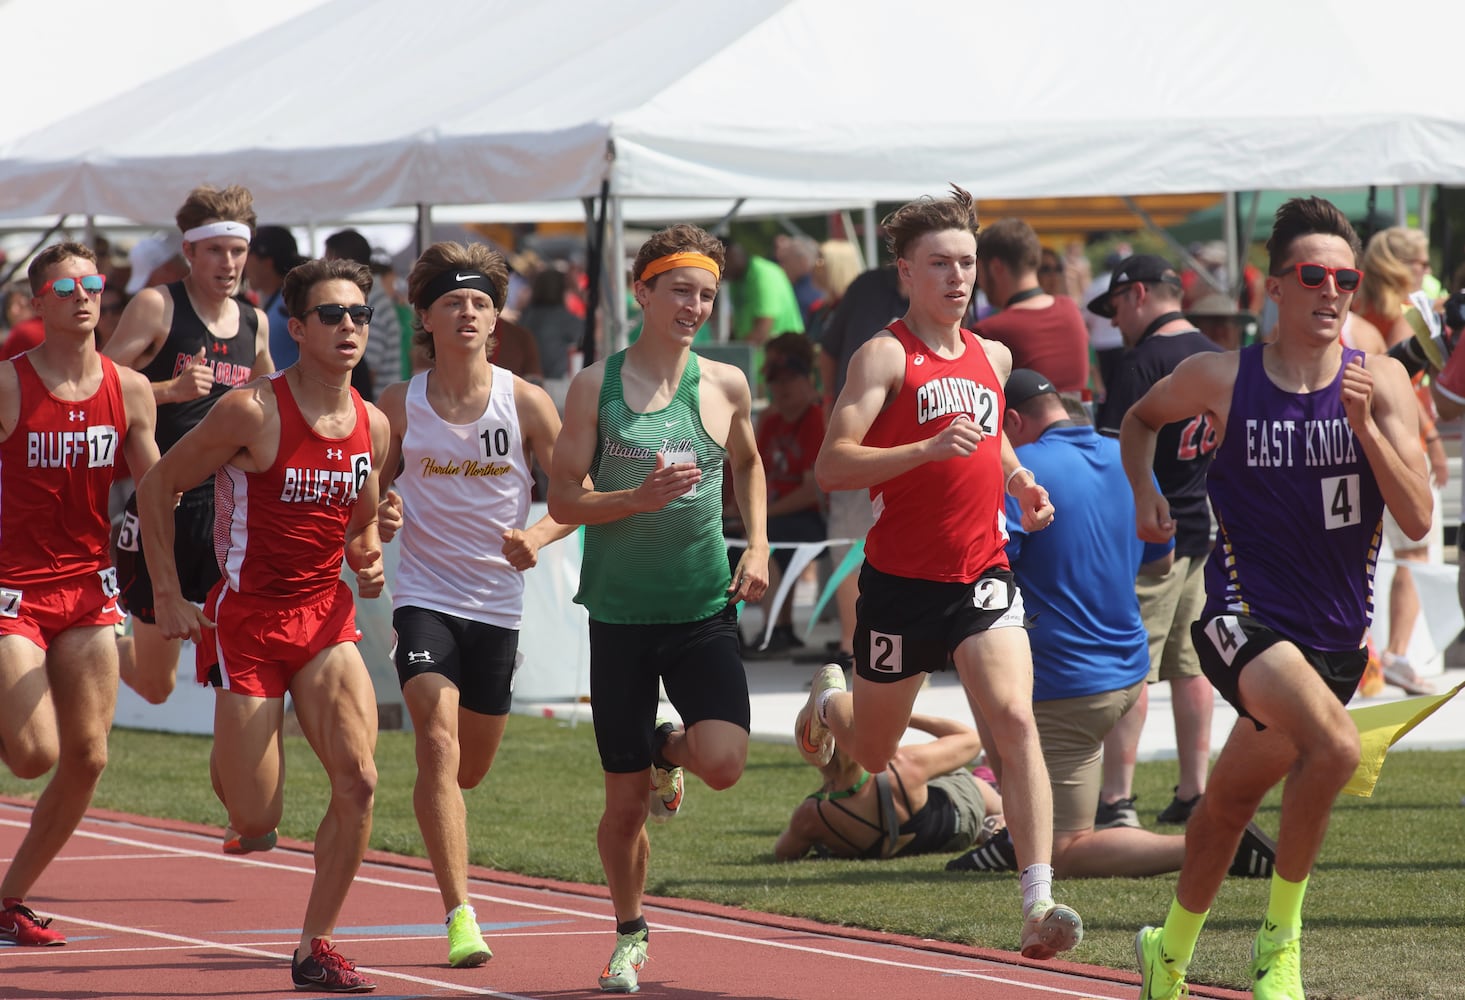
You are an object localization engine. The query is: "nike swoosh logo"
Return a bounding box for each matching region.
[1256,967,1271,979]
[455,272,475,281]
[102,603,121,616]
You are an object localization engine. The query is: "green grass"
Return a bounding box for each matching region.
[4,717,1464,999]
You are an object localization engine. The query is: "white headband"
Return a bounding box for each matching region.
[182,220,252,243]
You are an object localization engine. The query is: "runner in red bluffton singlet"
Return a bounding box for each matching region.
[137,258,388,993]
[813,186,1082,964]
[0,243,160,949]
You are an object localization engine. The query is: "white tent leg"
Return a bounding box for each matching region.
[415,202,432,259]
[863,202,878,269]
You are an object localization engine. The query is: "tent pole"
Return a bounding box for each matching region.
[415,203,432,259]
[1419,185,1431,238]
[581,181,610,366]
[610,193,628,353]
[1223,191,1240,300]
[863,202,878,269]
[1122,197,1216,294]
[1394,187,1408,225]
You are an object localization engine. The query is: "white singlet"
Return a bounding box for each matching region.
[391,366,533,628]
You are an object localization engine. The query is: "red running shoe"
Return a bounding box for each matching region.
[0,900,66,946]
[291,938,376,993]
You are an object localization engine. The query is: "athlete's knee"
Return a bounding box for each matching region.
[130,667,177,706]
[329,756,378,814]
[414,724,460,779]
[457,756,494,790]
[695,750,746,791]
[1304,727,1361,786]
[601,788,650,835]
[3,736,59,781]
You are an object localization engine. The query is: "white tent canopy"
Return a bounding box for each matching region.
[3,0,1463,225]
[0,0,334,145]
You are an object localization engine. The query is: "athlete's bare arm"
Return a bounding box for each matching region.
[1120,351,1239,543]
[713,363,770,605]
[1353,354,1431,539]
[136,382,277,642]
[895,714,985,783]
[773,800,826,861]
[250,306,276,376]
[372,380,409,542]
[0,361,20,440]
[343,404,391,599]
[117,367,162,484]
[505,376,575,569]
[104,286,170,371]
[547,363,701,526]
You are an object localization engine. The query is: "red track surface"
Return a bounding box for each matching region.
[0,797,1249,999]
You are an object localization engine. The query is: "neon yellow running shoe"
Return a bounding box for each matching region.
[446,904,491,968]
[1251,928,1304,1000]
[1135,925,1189,999]
[598,928,649,993]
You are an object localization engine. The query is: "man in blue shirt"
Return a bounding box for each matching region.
[948,370,1273,882]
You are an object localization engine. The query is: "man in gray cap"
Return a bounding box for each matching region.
[1091,255,1222,829]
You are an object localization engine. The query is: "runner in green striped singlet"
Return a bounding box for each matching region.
[549,223,769,995]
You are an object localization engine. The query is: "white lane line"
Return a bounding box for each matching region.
[0,805,1129,998]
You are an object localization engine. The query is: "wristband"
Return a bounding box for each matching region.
[1004,466,1032,496]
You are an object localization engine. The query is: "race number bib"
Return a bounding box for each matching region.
[117,510,141,552]
[868,630,903,675]
[1202,615,1245,667]
[0,588,21,618]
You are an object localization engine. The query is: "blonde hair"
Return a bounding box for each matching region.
[1357,226,1428,322]
[816,239,862,302]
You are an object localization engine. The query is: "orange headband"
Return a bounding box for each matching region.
[638,252,721,282]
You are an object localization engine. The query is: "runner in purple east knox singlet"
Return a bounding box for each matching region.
[1202,344,1384,651]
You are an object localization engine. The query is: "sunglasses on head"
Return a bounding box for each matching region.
[304,303,373,324]
[1281,263,1362,293]
[38,274,106,298]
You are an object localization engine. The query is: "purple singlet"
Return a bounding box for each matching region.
[1202,344,1384,651]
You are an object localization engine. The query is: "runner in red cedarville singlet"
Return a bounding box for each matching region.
[862,319,1009,582]
[212,370,374,601]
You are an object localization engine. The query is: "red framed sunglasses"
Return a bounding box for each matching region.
[1279,263,1362,292]
[37,274,107,298]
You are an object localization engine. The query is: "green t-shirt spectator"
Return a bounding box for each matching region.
[729,256,805,341]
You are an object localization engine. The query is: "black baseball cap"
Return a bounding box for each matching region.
[1087,254,1182,319]
[1005,368,1058,409]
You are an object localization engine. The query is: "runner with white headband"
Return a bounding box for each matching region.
[103,187,274,834]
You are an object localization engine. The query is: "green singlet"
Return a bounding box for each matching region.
[576,350,731,624]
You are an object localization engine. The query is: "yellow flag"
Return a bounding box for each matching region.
[1343,681,1464,797]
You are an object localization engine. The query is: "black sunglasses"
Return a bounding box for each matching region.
[1278,263,1362,293]
[304,303,373,324]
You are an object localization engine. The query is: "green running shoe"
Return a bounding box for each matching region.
[598,928,649,993]
[446,904,491,969]
[1251,928,1304,1000]
[1134,925,1189,999]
